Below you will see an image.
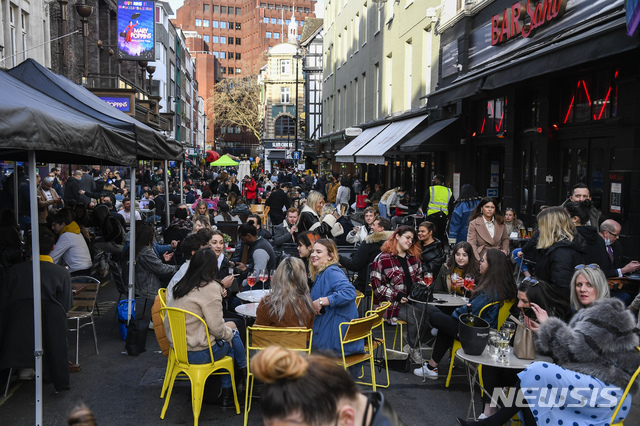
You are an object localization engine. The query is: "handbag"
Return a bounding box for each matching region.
[510,315,535,360]
[410,282,433,302]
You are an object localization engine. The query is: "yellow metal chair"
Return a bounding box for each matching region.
[244,326,313,426]
[611,347,640,426]
[445,299,515,387]
[160,307,240,425]
[361,302,392,388]
[157,288,182,399]
[368,282,405,350]
[337,314,379,391]
[355,290,365,309]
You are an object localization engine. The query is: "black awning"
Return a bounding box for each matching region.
[268,151,286,160]
[399,118,459,153]
[425,79,484,108]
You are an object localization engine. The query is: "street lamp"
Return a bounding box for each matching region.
[293,51,302,159]
[146,65,156,94]
[75,3,94,82]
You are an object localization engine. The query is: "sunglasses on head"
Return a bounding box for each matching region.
[521,277,540,286]
[575,264,599,270]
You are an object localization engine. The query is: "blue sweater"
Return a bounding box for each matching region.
[310,265,363,356]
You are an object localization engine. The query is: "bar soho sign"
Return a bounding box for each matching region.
[491,0,567,45]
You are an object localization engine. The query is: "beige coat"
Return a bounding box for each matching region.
[37,186,62,223]
[467,216,509,260]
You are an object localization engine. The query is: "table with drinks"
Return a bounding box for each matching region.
[455,321,553,420]
[234,269,275,319]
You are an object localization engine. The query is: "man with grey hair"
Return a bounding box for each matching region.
[63,170,91,204]
[37,177,63,223]
[599,219,640,306]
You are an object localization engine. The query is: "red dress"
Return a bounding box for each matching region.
[124,22,137,43]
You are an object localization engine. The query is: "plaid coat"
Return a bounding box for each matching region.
[370,251,423,319]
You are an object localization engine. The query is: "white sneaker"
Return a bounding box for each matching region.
[477,414,489,420]
[413,363,438,379]
[410,348,423,364]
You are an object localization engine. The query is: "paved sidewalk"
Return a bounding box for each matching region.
[1,279,639,425]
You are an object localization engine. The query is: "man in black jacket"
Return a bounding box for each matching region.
[271,207,299,250]
[339,217,392,291]
[265,183,291,226]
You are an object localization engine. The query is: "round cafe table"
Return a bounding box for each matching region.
[456,347,553,420]
[235,302,258,318]
[236,289,271,303]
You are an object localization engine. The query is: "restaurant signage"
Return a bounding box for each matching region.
[99,96,132,112]
[491,0,567,46]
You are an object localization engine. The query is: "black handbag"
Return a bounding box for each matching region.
[410,282,433,302]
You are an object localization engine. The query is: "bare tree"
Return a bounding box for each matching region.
[208,76,263,141]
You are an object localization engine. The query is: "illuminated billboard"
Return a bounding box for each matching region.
[117,0,155,61]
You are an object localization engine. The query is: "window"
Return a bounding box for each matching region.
[203,19,210,27]
[297,6,302,12]
[204,4,209,12]
[195,18,202,26]
[236,7,241,14]
[221,21,227,29]
[280,59,291,74]
[375,63,380,119]
[405,41,412,110]
[281,87,291,103]
[377,4,383,32]
[229,21,234,29]
[213,5,219,13]
[228,7,234,14]
[276,4,282,10]
[362,3,368,44]
[212,51,219,58]
[274,32,280,39]
[275,116,296,137]
[221,6,227,13]
[477,97,508,134]
[236,68,242,74]
[229,37,234,44]
[561,69,619,124]
[236,53,241,60]
[228,68,234,74]
[203,35,210,42]
[221,67,226,74]
[236,23,241,30]
[229,52,234,59]
[212,20,219,28]
[271,18,277,24]
[263,17,269,23]
[220,52,226,59]
[268,3,274,9]
[387,54,392,115]
[236,37,241,44]
[278,18,284,24]
[286,19,291,25]
[260,3,267,8]
[305,7,310,12]
[212,35,219,43]
[221,36,226,43]
[266,31,272,38]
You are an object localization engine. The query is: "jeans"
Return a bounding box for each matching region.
[425,306,458,364]
[512,248,528,273]
[187,330,246,388]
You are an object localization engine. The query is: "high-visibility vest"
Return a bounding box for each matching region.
[427,185,452,216]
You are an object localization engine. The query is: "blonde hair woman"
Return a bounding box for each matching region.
[255,257,315,328]
[297,190,343,238]
[308,239,361,355]
[533,207,585,299]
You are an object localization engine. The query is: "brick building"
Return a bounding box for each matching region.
[173,0,316,154]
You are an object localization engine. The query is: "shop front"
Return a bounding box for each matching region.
[422,0,640,255]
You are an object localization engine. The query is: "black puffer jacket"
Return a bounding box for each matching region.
[339,231,392,291]
[420,239,444,275]
[534,232,586,295]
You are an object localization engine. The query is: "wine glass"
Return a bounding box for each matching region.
[497,330,511,364]
[259,268,268,287]
[423,272,433,286]
[247,272,257,299]
[501,321,516,353]
[450,273,459,298]
[462,275,475,301]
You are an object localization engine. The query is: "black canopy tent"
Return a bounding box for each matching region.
[0,69,137,166]
[0,68,144,425]
[7,59,183,162]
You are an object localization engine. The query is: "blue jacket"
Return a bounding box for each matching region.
[452,290,500,329]
[310,265,363,356]
[448,199,481,243]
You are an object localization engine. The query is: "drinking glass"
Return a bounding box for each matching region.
[497,330,511,364]
[247,272,257,299]
[487,330,500,360]
[259,268,268,286]
[501,321,516,353]
[423,272,433,286]
[462,275,475,301]
[450,273,459,298]
[270,269,276,283]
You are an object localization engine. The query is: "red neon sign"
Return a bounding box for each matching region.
[563,71,618,124]
[491,0,568,46]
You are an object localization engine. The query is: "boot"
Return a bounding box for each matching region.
[221,387,236,409]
